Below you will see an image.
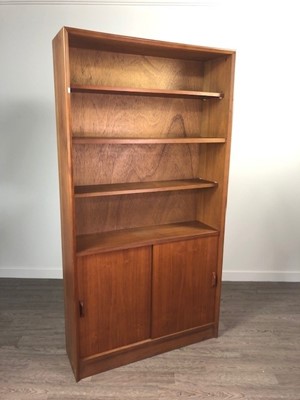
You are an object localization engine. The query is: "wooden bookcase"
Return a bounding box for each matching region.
[52,26,235,381]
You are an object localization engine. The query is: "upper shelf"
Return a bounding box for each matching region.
[74,178,217,198]
[72,136,226,144]
[70,84,223,100]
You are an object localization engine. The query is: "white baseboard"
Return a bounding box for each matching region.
[222,271,300,282]
[0,267,62,279]
[0,267,299,282]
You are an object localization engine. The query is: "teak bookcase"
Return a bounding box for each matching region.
[52,26,235,381]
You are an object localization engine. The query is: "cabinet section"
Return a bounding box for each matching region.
[152,236,218,338]
[77,247,151,358]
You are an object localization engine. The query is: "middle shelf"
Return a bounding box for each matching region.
[74,178,217,198]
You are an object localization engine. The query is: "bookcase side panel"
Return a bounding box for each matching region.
[53,29,79,380]
[197,53,236,334]
[197,55,235,229]
[200,56,234,138]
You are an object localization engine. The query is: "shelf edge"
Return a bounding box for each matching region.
[72,137,226,144]
[70,84,223,99]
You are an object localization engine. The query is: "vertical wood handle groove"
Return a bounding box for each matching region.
[79,301,84,317]
[212,272,217,287]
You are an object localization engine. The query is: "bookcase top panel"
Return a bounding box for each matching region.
[64,26,235,61]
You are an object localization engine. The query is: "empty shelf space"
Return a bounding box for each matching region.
[70,84,223,99]
[76,221,219,255]
[72,136,226,144]
[74,178,217,198]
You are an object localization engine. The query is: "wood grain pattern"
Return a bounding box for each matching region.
[71,93,205,138]
[73,143,200,185]
[75,191,198,235]
[77,247,151,357]
[69,48,205,90]
[152,237,218,338]
[2,279,300,398]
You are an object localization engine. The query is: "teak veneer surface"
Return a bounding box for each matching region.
[77,247,151,357]
[69,47,205,90]
[75,191,200,236]
[152,237,218,338]
[71,93,205,138]
[72,143,202,185]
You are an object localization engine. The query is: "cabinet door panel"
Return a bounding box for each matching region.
[152,237,218,338]
[77,247,151,358]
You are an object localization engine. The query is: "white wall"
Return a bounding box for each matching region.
[0,0,299,281]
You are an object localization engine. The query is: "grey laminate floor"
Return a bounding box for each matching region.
[0,279,299,399]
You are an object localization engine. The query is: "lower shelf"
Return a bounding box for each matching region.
[76,221,219,255]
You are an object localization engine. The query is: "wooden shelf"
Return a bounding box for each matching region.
[72,136,226,145]
[70,84,223,99]
[74,178,217,198]
[76,221,219,255]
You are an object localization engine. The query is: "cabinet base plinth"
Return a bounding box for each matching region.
[77,323,216,381]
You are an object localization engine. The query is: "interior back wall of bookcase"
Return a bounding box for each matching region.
[1,1,299,282]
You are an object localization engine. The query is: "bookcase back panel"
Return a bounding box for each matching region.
[71,93,203,137]
[75,191,197,235]
[73,144,200,185]
[69,48,204,90]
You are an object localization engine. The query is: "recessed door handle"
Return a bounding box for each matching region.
[79,301,84,317]
[212,272,217,287]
